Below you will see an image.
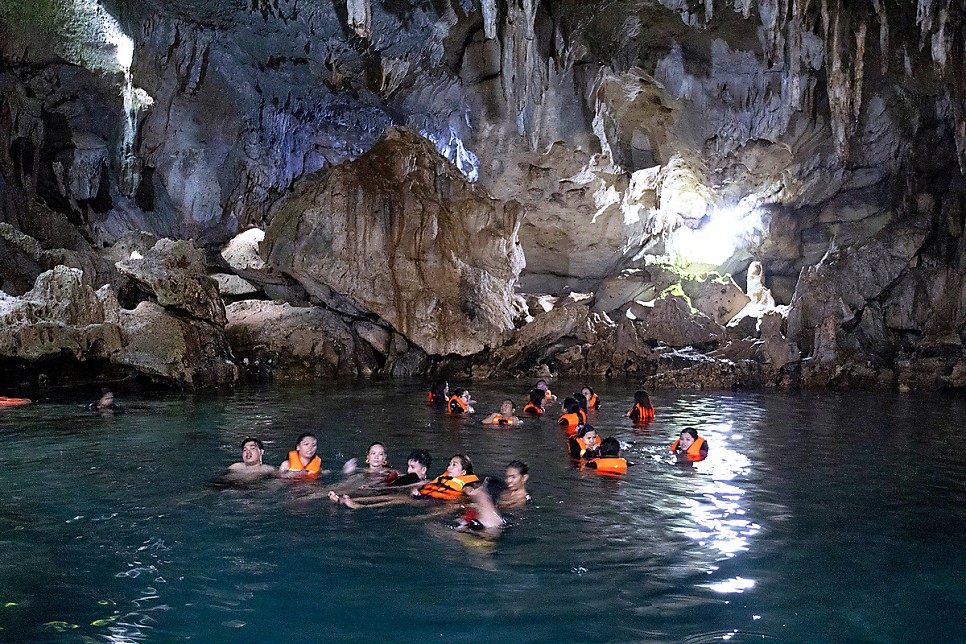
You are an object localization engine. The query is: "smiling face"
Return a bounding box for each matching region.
[367,444,387,469]
[446,457,466,477]
[505,466,527,492]
[296,436,318,461]
[678,432,695,450]
[241,441,263,466]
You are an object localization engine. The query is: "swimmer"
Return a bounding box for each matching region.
[226,437,277,480]
[586,437,628,475]
[342,442,392,477]
[454,477,507,538]
[568,424,601,460]
[87,389,117,411]
[535,379,557,402]
[627,389,655,423]
[580,385,601,410]
[500,460,530,508]
[329,450,432,508]
[448,388,475,415]
[427,380,449,406]
[482,399,523,426]
[522,388,546,415]
[671,427,709,462]
[279,432,328,479]
[414,454,478,499]
[557,397,586,435]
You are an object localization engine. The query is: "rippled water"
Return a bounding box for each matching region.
[1,382,964,642]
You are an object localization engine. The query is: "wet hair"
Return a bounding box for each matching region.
[681,427,699,439]
[599,437,620,457]
[501,398,516,411]
[528,389,545,406]
[368,441,385,452]
[634,390,652,406]
[535,379,548,390]
[407,449,432,469]
[576,424,596,439]
[241,437,264,450]
[295,432,317,446]
[562,396,580,414]
[451,387,466,399]
[453,453,474,474]
[572,392,588,412]
[482,476,507,501]
[430,380,448,397]
[506,460,529,476]
[580,385,595,396]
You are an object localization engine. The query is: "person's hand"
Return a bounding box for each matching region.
[342,458,357,474]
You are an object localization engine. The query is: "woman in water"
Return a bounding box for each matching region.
[414,454,478,499]
[427,380,449,406]
[671,427,709,462]
[557,397,585,435]
[279,432,328,479]
[447,388,476,415]
[568,425,601,460]
[482,399,523,426]
[627,389,655,423]
[329,449,433,508]
[580,385,601,410]
[522,388,546,416]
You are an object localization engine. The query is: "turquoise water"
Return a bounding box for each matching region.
[1,382,964,642]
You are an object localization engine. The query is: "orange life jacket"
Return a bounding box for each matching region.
[448,395,469,415]
[523,401,543,415]
[418,473,479,499]
[587,394,600,409]
[0,397,31,407]
[557,412,582,426]
[574,435,601,458]
[485,414,514,426]
[543,389,554,400]
[630,403,655,422]
[578,409,587,425]
[287,450,322,478]
[589,457,627,475]
[670,436,707,461]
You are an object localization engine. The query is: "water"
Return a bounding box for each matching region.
[1,382,964,642]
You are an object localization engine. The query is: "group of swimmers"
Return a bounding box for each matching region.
[224,381,710,536]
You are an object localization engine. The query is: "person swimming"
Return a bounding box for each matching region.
[522,388,546,415]
[534,379,557,402]
[586,437,628,475]
[342,441,393,478]
[226,437,277,480]
[427,380,449,406]
[414,454,478,499]
[557,397,586,435]
[454,477,507,537]
[329,449,432,508]
[568,424,601,460]
[447,388,475,415]
[671,427,709,462]
[627,389,655,423]
[500,460,530,508]
[580,386,601,410]
[87,389,117,412]
[482,399,523,426]
[279,432,327,479]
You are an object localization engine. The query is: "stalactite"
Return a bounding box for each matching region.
[481,0,498,39]
[499,0,545,146]
[871,0,888,74]
[347,0,371,39]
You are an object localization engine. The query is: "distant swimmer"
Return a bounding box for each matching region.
[557,397,586,435]
[535,379,557,403]
[279,433,328,479]
[671,427,708,463]
[447,388,475,415]
[586,437,628,475]
[227,438,277,480]
[500,460,530,508]
[522,389,546,416]
[627,389,655,423]
[87,389,117,412]
[329,449,432,508]
[427,380,449,406]
[482,399,523,426]
[414,454,478,499]
[568,424,601,460]
[580,386,601,410]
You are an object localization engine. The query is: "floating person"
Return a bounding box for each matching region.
[671,427,709,462]
[568,424,601,460]
[226,437,277,480]
[453,477,507,538]
[586,437,628,475]
[342,442,394,479]
[447,388,475,415]
[522,389,546,416]
[482,399,523,426]
[427,380,449,406]
[627,389,655,423]
[534,379,557,402]
[500,460,530,508]
[87,389,117,412]
[329,449,433,508]
[580,385,601,410]
[557,397,586,436]
[414,454,478,499]
[279,432,328,479]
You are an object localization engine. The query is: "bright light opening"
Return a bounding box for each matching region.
[667,205,765,267]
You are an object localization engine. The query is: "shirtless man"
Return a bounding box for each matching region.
[227,438,276,480]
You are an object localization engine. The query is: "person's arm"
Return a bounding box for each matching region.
[481,413,499,424]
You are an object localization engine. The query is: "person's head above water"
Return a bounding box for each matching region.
[576,424,597,441]
[505,460,529,491]
[366,442,387,468]
[599,437,620,457]
[572,392,588,411]
[562,397,580,414]
[407,449,432,478]
[528,389,545,406]
[633,390,651,406]
[580,385,595,399]
[241,438,265,466]
[447,453,474,476]
[535,379,549,391]
[294,433,318,459]
[678,427,699,450]
[500,399,516,416]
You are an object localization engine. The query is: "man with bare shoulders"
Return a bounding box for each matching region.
[227,438,276,480]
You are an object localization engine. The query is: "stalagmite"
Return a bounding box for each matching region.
[347,0,371,39]
[481,0,497,39]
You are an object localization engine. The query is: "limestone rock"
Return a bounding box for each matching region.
[629,294,723,349]
[211,273,259,298]
[680,273,750,325]
[116,238,227,326]
[264,127,525,356]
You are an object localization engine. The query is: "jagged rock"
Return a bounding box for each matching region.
[211,273,259,298]
[680,273,750,325]
[760,309,800,370]
[264,127,525,356]
[225,300,381,380]
[0,223,97,295]
[629,294,723,349]
[116,238,226,326]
